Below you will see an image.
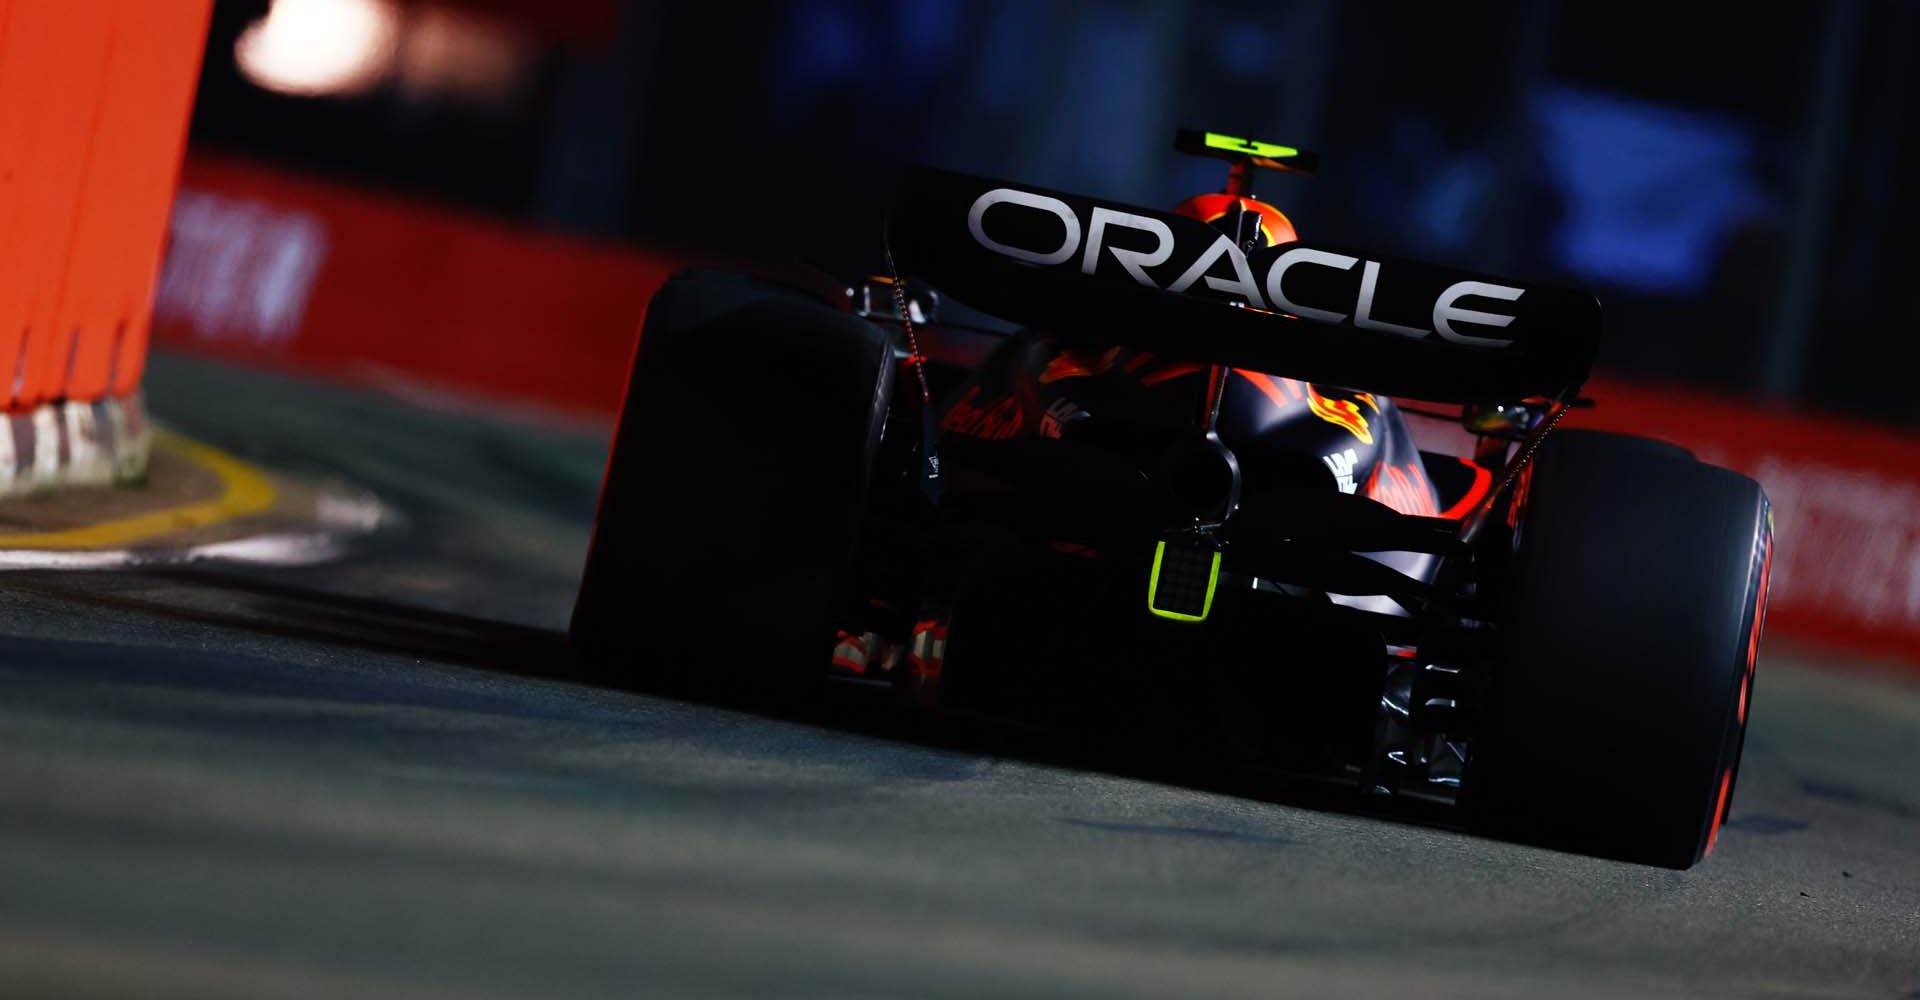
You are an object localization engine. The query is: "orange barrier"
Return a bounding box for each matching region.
[0,0,210,411]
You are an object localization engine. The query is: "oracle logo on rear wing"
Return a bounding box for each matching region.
[966,187,1526,349]
[891,167,1602,403]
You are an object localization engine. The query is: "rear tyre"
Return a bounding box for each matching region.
[570,270,897,701]
[1467,430,1770,868]
[1555,429,1692,463]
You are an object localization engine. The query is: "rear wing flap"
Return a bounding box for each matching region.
[889,167,1600,403]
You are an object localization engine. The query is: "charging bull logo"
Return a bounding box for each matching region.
[1305,385,1377,445]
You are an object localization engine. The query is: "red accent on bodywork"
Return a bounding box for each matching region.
[1438,457,1495,521]
[1141,361,1204,386]
[1367,462,1439,517]
[1173,193,1299,247]
[1235,369,1304,409]
[1039,347,1122,384]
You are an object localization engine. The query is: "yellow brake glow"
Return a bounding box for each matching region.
[1203,132,1298,159]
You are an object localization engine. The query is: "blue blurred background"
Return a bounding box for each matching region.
[189,0,1918,425]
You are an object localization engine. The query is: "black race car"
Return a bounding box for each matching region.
[572,131,1773,869]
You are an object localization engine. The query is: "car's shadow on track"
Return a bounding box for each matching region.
[5,566,1459,834]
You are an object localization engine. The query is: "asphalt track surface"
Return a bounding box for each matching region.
[0,355,1915,998]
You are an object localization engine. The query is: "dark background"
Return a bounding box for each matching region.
[190,0,1920,426]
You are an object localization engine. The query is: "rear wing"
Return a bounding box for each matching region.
[888,167,1600,403]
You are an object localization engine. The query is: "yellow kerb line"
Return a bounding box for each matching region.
[0,431,277,550]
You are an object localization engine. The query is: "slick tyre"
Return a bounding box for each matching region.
[570,270,896,701]
[1468,430,1771,868]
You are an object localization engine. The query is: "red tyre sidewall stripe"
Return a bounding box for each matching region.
[1710,516,1773,859]
[1704,767,1733,856]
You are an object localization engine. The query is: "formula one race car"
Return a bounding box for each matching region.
[573,130,1773,869]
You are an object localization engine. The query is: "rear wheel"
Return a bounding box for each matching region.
[1467,430,1771,868]
[570,270,898,700]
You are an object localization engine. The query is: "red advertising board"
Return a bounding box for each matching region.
[154,154,675,419]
